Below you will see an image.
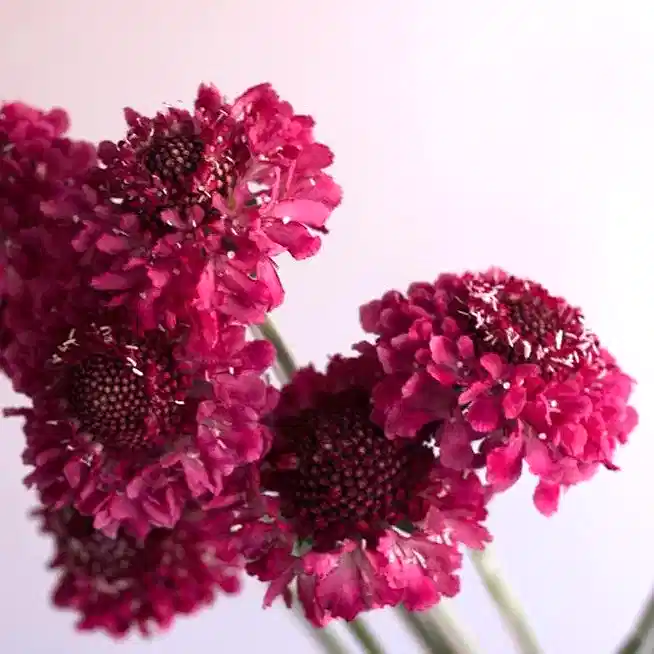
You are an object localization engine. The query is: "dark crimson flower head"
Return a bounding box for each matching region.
[234,348,490,627]
[361,268,639,515]
[37,503,243,637]
[0,101,106,380]
[79,83,342,328]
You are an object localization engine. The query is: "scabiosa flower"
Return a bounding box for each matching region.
[361,268,639,515]
[80,82,342,327]
[9,307,277,538]
[235,349,490,627]
[36,503,243,637]
[0,101,99,374]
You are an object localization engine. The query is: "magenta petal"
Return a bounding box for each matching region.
[525,438,556,476]
[426,362,457,386]
[533,481,560,516]
[269,199,331,228]
[439,421,474,470]
[486,432,524,490]
[560,423,587,457]
[466,397,500,433]
[480,353,504,380]
[502,386,527,419]
[91,271,135,291]
[95,233,130,254]
[429,336,456,365]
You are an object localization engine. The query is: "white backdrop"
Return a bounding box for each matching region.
[1,2,653,653]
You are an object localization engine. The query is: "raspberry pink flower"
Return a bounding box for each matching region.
[0,101,99,373]
[235,349,490,627]
[79,83,342,328]
[361,268,639,515]
[36,503,243,637]
[7,298,276,537]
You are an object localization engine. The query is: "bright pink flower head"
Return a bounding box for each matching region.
[235,348,490,627]
[361,268,639,515]
[36,503,243,637]
[80,83,342,327]
[8,301,277,538]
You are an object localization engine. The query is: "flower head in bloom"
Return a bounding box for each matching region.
[8,299,276,537]
[37,503,243,637]
[79,83,342,327]
[235,348,490,627]
[361,268,639,515]
[0,102,100,374]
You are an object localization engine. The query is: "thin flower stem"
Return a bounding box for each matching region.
[291,599,353,654]
[469,548,543,654]
[345,618,388,654]
[259,316,298,382]
[397,605,478,654]
[616,588,654,654]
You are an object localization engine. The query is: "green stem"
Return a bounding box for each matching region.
[345,618,387,654]
[397,605,478,653]
[469,548,543,654]
[258,317,298,382]
[616,588,654,654]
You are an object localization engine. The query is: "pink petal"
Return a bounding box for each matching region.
[63,459,83,488]
[426,362,457,386]
[95,233,130,254]
[502,386,527,419]
[486,432,524,490]
[456,336,475,359]
[533,481,560,516]
[269,199,331,228]
[429,336,456,366]
[525,438,556,476]
[560,423,587,457]
[439,421,474,470]
[466,397,500,433]
[92,271,135,291]
[480,353,504,379]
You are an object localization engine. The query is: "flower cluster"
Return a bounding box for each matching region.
[0,88,339,633]
[0,89,639,640]
[360,268,638,514]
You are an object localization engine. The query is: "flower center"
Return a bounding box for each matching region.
[57,509,142,581]
[266,389,432,549]
[69,354,150,447]
[64,336,186,451]
[144,135,204,181]
[463,274,600,375]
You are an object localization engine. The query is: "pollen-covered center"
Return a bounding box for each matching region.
[144,135,204,181]
[267,389,431,549]
[67,347,183,451]
[464,275,600,375]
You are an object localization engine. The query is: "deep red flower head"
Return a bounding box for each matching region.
[7,300,277,537]
[361,268,639,515]
[36,503,243,637]
[234,348,490,627]
[0,102,100,374]
[78,83,342,328]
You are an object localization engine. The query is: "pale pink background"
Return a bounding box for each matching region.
[1,2,653,653]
